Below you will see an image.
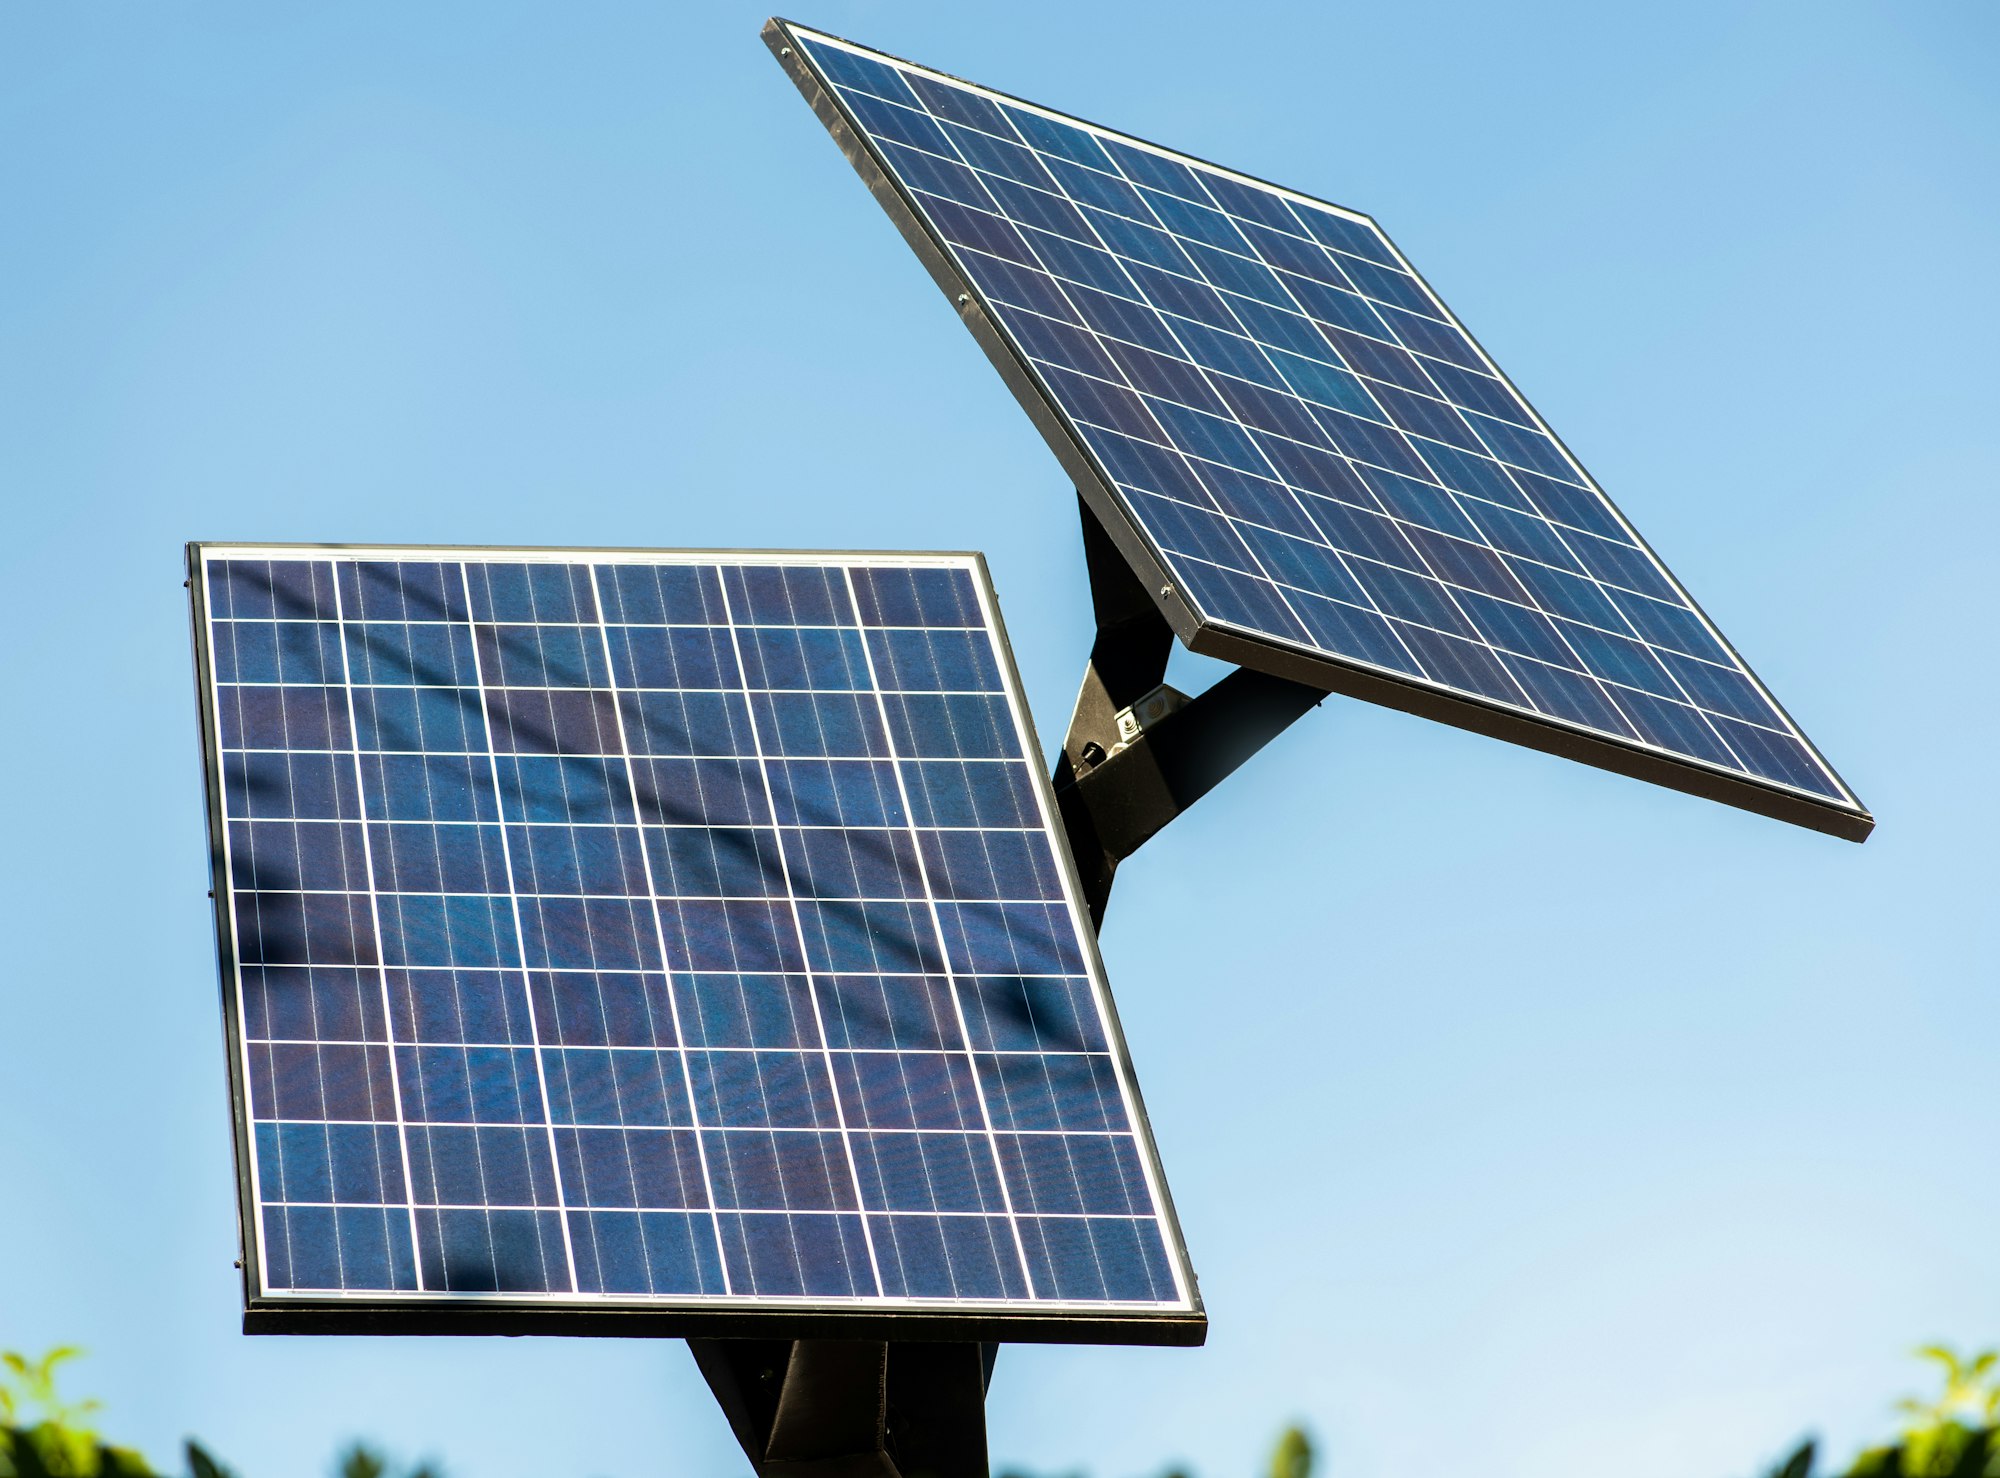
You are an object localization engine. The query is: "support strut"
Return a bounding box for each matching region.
[689,1339,995,1478]
[1053,497,1330,926]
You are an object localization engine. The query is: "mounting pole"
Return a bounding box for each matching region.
[1053,497,1330,925]
[689,1339,995,1478]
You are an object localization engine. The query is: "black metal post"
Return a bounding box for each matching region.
[689,1339,996,1478]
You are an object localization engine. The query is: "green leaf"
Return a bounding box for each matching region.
[95,1442,159,1477]
[1944,1431,1990,1478]
[1268,1425,1312,1478]
[185,1439,234,1478]
[1768,1439,1816,1478]
[5,1426,58,1478]
[337,1443,388,1478]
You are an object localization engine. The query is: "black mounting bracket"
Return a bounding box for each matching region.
[1053,497,1330,925]
[689,1338,996,1478]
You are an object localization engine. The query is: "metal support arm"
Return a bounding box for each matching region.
[689,1339,995,1478]
[1053,498,1328,926]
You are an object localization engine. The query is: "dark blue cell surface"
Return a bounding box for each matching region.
[197,547,1190,1314]
[791,27,1858,812]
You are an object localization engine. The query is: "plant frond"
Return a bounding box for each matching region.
[1767,1437,1816,1478]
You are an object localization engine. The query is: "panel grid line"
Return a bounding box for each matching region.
[838,566,1040,1298]
[780,24,1866,824]
[196,547,1197,1322]
[710,568,887,1300]
[874,82,1346,674]
[453,562,582,1295]
[585,562,736,1295]
[963,559,1195,1308]
[878,146,1573,703]
[326,558,426,1293]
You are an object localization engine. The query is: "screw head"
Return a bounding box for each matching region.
[1160,584,1174,599]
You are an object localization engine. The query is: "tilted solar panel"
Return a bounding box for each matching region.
[767,21,1871,841]
[188,544,1200,1344]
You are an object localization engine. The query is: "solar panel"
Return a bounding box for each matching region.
[767,21,1872,842]
[188,544,1200,1344]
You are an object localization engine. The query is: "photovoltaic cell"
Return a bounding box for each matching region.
[191,545,1198,1339]
[771,21,1869,838]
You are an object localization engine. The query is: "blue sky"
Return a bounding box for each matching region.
[1,3,1994,1477]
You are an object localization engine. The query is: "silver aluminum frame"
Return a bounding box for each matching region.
[187,540,1205,1345]
[764,18,1873,843]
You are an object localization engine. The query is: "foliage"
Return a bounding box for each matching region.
[1896,1348,2000,1438]
[1844,1427,1998,1478]
[1761,1345,2000,1478]
[7,1333,1994,1478]
[1000,1422,1310,1478]
[1,1352,100,1438]
[0,1428,153,1478]
[334,1444,442,1478]
[1845,1343,2000,1478]
[0,1347,241,1478]
[179,1443,232,1478]
[0,1348,150,1477]
[1267,1426,1312,1478]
